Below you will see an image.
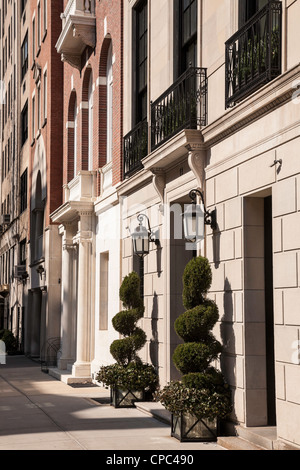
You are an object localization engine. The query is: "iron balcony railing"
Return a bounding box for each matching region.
[151,67,207,151]
[225,1,282,109]
[123,119,148,178]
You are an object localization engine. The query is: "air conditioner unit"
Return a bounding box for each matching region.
[14,265,27,279]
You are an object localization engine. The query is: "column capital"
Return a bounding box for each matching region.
[73,231,93,245]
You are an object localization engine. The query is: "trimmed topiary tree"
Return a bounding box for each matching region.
[157,256,232,441]
[97,272,158,407]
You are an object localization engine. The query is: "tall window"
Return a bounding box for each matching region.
[43,69,47,122]
[21,101,28,146]
[37,2,41,50]
[74,98,78,178]
[43,0,47,37]
[37,84,41,130]
[88,73,93,171]
[21,32,28,81]
[106,43,113,163]
[238,0,268,27]
[134,0,147,124]
[32,17,35,59]
[174,0,197,78]
[20,169,28,214]
[32,94,35,141]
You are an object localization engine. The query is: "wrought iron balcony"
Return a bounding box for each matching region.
[151,67,207,151]
[56,0,96,70]
[225,1,282,109]
[123,120,148,178]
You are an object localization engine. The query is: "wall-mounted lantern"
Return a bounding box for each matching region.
[183,189,217,243]
[131,214,160,258]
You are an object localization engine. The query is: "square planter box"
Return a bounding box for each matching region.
[110,387,145,408]
[171,413,218,442]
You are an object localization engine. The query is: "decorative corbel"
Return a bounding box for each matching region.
[151,168,166,214]
[186,144,206,192]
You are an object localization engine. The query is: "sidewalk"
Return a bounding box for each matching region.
[0,356,225,451]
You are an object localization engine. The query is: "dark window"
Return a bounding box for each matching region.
[21,32,28,81]
[134,0,148,124]
[238,0,268,27]
[20,169,27,214]
[20,239,26,266]
[174,0,197,79]
[21,101,28,146]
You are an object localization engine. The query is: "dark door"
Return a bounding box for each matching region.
[264,196,276,425]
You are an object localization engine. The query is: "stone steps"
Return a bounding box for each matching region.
[217,436,266,451]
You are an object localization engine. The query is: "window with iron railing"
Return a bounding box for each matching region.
[225,1,282,108]
[151,66,207,151]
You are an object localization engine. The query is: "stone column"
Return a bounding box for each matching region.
[72,213,93,378]
[58,229,76,370]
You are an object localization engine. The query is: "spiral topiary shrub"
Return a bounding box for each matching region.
[97,272,158,406]
[157,256,232,440]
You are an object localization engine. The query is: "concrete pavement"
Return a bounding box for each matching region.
[0,356,225,451]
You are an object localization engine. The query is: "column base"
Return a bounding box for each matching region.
[72,361,92,378]
[57,358,74,371]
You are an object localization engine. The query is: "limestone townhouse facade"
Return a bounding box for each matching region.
[0,0,300,451]
[119,0,300,449]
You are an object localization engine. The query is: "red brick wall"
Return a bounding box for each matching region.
[62,0,123,196]
[29,0,64,234]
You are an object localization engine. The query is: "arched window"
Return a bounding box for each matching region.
[106,43,113,163]
[88,72,93,171]
[74,97,78,178]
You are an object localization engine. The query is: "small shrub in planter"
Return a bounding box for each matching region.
[97,272,158,407]
[156,256,232,442]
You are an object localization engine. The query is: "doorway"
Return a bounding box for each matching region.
[244,194,276,426]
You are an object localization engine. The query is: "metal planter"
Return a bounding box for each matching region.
[171,413,218,442]
[110,387,145,408]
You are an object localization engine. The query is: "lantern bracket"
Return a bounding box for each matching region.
[137,214,160,246]
[189,189,217,231]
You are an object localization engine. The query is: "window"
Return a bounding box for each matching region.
[21,32,28,81]
[20,169,28,214]
[106,43,113,163]
[43,0,47,37]
[21,0,27,16]
[74,98,77,178]
[31,94,35,141]
[176,0,197,77]
[134,0,148,124]
[88,72,93,171]
[32,17,35,60]
[43,70,47,122]
[20,239,27,266]
[37,84,41,130]
[21,101,28,146]
[37,2,41,50]
[238,0,268,27]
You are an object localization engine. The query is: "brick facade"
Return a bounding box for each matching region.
[29,0,63,233]
[62,0,123,196]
